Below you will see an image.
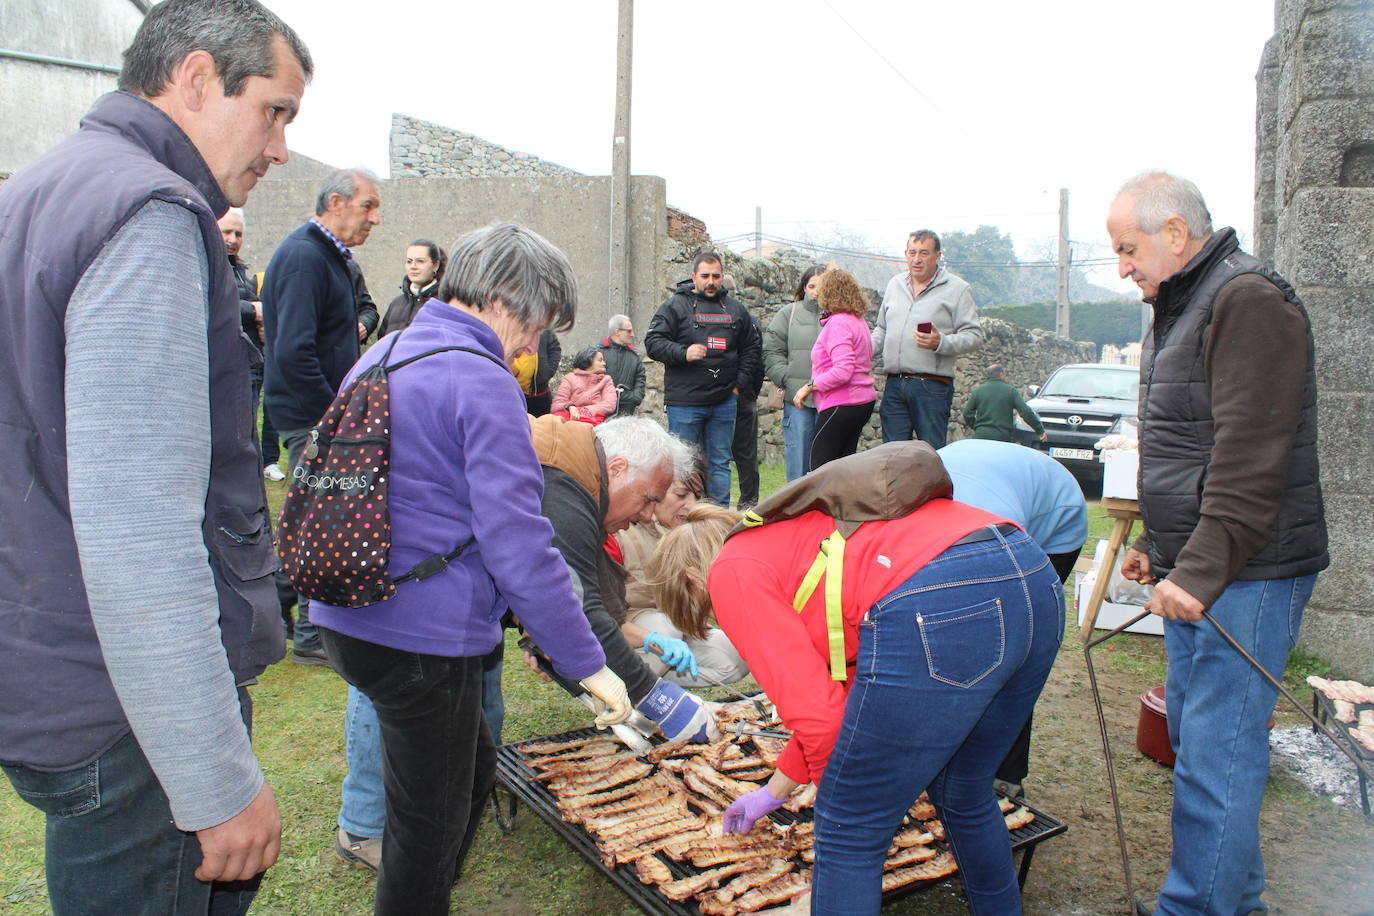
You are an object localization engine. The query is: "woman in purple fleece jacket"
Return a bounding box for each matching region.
[312,224,631,916]
[793,268,876,468]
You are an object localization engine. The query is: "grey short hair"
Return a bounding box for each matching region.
[1117,170,1214,237]
[986,363,1005,379]
[439,223,577,334]
[225,206,245,226]
[608,313,631,335]
[314,169,379,217]
[595,418,693,482]
[119,0,313,98]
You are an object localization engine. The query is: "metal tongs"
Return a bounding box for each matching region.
[1085,608,1374,915]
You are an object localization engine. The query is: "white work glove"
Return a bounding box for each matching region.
[579,666,632,728]
[637,678,722,743]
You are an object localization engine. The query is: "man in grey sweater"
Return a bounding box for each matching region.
[0,2,311,912]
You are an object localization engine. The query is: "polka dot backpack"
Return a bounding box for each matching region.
[276,331,506,607]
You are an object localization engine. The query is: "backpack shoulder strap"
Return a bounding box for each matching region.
[386,344,507,373]
[791,528,851,682]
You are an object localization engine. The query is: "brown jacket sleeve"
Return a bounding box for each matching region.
[1165,274,1310,608]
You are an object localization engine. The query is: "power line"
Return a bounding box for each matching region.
[817,0,955,127]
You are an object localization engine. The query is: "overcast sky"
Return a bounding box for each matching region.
[263,0,1278,292]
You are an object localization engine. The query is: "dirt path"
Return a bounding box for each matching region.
[875,614,1374,914]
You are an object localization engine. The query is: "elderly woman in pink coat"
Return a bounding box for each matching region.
[552,346,619,424]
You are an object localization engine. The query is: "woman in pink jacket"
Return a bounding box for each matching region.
[793,269,876,468]
[552,346,618,424]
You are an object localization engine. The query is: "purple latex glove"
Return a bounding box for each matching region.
[722,786,787,834]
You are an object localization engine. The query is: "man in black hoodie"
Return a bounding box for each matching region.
[644,252,761,507]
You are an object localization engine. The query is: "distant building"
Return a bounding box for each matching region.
[1099,342,1142,367]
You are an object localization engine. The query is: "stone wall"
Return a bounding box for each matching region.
[389,114,582,180]
[1255,0,1374,680]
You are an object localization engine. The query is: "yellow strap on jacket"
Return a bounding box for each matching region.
[741,509,850,682]
[792,530,849,681]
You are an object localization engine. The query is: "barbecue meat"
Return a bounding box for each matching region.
[656,858,768,902]
[548,759,651,796]
[884,843,939,870]
[711,859,794,905]
[881,852,958,890]
[634,855,672,886]
[782,783,816,812]
[701,869,810,915]
[1004,806,1035,830]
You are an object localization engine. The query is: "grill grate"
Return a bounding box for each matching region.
[496,726,1068,915]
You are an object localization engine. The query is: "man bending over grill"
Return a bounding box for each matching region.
[524,416,722,745]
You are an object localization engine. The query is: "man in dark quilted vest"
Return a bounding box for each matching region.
[1107,171,1328,916]
[0,1,311,912]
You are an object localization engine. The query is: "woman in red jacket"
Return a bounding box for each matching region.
[659,442,1063,915]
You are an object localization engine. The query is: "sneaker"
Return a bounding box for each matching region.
[263,464,286,482]
[291,647,331,667]
[335,828,381,872]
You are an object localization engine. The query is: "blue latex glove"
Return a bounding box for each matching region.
[723,786,787,834]
[643,631,699,679]
[636,678,718,742]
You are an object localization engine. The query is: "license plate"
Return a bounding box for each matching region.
[1050,447,1095,461]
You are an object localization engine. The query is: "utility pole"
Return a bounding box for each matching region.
[608,0,633,330]
[1056,187,1070,338]
[755,206,763,258]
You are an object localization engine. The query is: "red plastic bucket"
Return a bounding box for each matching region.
[1137,685,1175,767]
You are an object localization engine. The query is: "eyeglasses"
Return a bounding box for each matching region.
[618,327,635,336]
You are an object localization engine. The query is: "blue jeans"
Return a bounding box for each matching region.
[667,394,736,506]
[782,402,817,481]
[338,643,507,840]
[339,686,386,838]
[810,529,1063,916]
[2,689,260,916]
[879,376,954,448]
[1155,575,1315,916]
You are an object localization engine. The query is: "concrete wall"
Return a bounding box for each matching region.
[239,174,667,347]
[1255,0,1374,680]
[0,0,144,176]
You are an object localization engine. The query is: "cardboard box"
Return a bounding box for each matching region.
[1075,568,1163,636]
[1101,449,1139,499]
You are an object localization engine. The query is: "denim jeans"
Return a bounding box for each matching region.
[278,426,319,652]
[666,394,736,506]
[338,686,386,838]
[320,628,495,916]
[879,376,954,448]
[782,402,817,481]
[2,689,260,916]
[809,529,1063,916]
[337,643,507,841]
[1155,574,1315,916]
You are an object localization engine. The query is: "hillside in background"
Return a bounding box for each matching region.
[774,224,1132,307]
[980,300,1147,349]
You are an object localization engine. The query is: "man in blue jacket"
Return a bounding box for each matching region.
[261,168,381,664]
[0,1,311,911]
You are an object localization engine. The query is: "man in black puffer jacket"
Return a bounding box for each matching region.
[644,252,761,506]
[1107,170,1327,916]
